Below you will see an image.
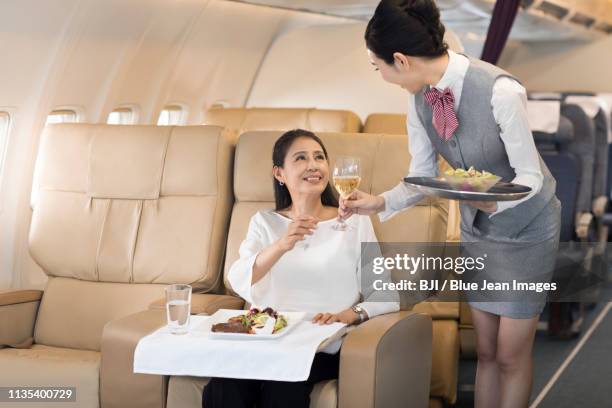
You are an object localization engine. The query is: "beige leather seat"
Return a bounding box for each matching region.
[167,131,433,408]
[363,113,407,135]
[0,124,242,408]
[204,107,362,138]
[364,114,462,407]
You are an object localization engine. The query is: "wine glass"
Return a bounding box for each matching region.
[332,156,361,231]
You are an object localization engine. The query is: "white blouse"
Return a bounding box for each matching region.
[227,210,399,320]
[380,50,544,221]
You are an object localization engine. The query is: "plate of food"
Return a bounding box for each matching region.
[403,167,531,201]
[198,307,305,340]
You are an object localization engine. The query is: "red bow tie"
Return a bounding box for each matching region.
[424,87,459,141]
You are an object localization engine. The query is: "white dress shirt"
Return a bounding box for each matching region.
[228,210,399,322]
[379,50,544,221]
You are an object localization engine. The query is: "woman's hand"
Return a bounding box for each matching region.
[338,190,385,220]
[312,309,362,325]
[275,215,318,252]
[467,201,498,214]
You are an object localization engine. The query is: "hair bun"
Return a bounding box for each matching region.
[397,0,447,54]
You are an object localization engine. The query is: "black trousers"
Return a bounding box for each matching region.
[202,352,340,408]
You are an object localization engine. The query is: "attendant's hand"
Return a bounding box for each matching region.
[312,309,361,325]
[338,190,385,220]
[467,201,498,213]
[275,215,318,252]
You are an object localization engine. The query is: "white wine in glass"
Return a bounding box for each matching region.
[332,156,361,231]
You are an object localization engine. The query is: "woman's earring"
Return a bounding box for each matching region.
[279,181,284,186]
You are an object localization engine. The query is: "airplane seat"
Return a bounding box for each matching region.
[363,115,464,394]
[363,113,407,134]
[203,107,362,139]
[167,131,434,408]
[563,95,610,288]
[563,94,609,220]
[529,94,597,241]
[368,133,459,406]
[0,124,242,408]
[529,100,593,338]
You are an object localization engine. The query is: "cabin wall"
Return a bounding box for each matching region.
[499,36,612,93]
[0,0,350,290]
[248,23,465,119]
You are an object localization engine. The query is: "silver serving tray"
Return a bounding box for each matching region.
[403,177,532,201]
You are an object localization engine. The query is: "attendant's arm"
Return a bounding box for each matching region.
[378,95,438,222]
[488,77,544,217]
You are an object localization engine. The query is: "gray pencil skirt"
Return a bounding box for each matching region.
[460,197,562,319]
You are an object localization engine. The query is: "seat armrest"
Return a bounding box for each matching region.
[338,311,432,408]
[0,289,43,306]
[592,196,608,217]
[148,293,244,315]
[576,212,594,240]
[100,310,167,408]
[0,290,43,348]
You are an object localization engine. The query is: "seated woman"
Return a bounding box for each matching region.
[202,129,399,408]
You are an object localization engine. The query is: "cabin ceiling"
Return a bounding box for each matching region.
[227,0,612,41]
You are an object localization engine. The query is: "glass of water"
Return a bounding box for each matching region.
[165,284,191,335]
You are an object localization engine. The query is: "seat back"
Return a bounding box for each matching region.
[363,113,407,134]
[203,107,361,138]
[29,124,234,351]
[561,103,596,215]
[529,94,595,216]
[533,116,579,241]
[564,94,609,201]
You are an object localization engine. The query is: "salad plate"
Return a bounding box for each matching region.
[195,308,305,340]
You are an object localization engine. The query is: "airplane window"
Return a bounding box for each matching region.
[157,105,186,126]
[107,107,136,125]
[0,112,10,181]
[46,109,78,124]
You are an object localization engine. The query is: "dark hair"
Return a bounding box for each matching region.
[365,0,448,64]
[272,129,339,211]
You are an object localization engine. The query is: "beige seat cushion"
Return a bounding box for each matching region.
[0,344,100,408]
[167,375,336,408]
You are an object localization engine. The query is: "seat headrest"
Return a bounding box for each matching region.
[527,100,561,133]
[533,116,574,148]
[363,113,407,134]
[564,95,605,119]
[203,107,361,135]
[37,124,229,199]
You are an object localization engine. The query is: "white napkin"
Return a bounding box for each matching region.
[527,100,561,133]
[133,315,346,382]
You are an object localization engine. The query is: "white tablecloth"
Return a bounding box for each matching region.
[133,315,346,381]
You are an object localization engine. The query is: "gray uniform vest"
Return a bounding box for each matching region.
[414,57,556,238]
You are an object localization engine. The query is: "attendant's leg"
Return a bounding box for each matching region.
[496,315,539,408]
[259,353,340,408]
[202,377,260,408]
[470,306,501,408]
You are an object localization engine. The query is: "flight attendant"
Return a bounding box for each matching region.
[340,1,561,407]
